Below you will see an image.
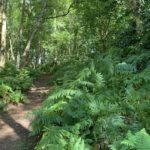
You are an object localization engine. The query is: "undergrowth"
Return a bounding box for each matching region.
[0,62,40,109]
[31,52,150,150]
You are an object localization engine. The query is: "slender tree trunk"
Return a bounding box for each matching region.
[21,0,48,67]
[129,0,143,34]
[8,0,15,61]
[0,0,7,67]
[9,37,15,60]
[22,26,39,58]
[19,0,25,42]
[15,0,25,68]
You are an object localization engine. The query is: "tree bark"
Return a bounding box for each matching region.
[8,0,15,61]
[0,0,7,67]
[129,0,143,34]
[16,0,25,68]
[9,37,15,61]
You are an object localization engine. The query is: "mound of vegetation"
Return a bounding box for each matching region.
[0,62,35,109]
[31,54,150,149]
[0,62,33,91]
[0,84,25,109]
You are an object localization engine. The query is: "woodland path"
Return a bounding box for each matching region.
[0,75,50,150]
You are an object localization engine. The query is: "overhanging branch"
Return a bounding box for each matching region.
[44,0,83,19]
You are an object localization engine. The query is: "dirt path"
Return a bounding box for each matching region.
[0,75,50,150]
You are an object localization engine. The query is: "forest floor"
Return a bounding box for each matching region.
[0,75,50,150]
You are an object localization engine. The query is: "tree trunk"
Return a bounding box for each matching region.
[8,1,15,61]
[0,0,7,67]
[22,26,39,58]
[129,0,143,34]
[9,37,15,61]
[15,0,25,68]
[21,0,48,67]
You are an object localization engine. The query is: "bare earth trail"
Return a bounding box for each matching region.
[0,75,50,150]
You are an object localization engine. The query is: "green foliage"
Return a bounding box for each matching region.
[115,62,137,74]
[0,62,18,76]
[0,62,33,91]
[4,0,150,149]
[35,126,90,150]
[28,68,43,80]
[32,53,150,149]
[31,62,107,149]
[0,84,26,105]
[14,69,33,91]
[49,58,90,85]
[0,62,33,108]
[110,129,150,150]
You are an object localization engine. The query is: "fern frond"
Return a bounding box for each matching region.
[47,89,82,101]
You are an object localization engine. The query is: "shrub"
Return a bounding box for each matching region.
[0,84,26,105]
[0,63,33,91]
[31,56,150,149]
[0,62,32,108]
[110,129,150,150]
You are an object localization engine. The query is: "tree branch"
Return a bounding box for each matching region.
[44,0,82,19]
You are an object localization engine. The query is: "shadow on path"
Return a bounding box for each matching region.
[0,112,29,138]
[0,112,31,150]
